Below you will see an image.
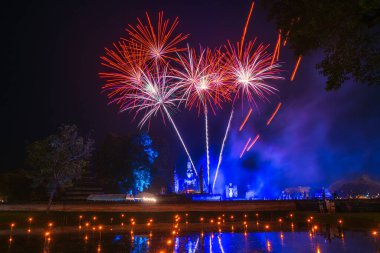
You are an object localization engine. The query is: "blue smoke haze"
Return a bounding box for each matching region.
[171,52,380,198]
[199,54,380,197]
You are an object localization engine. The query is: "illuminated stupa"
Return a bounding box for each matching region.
[182,159,198,192]
[225,183,238,199]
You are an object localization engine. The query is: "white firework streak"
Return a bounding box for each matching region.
[205,104,210,186]
[163,106,198,176]
[212,108,234,190]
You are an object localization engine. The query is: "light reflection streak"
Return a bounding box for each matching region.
[218,235,225,253]
[209,235,213,253]
[193,237,199,253]
[174,237,179,252]
[266,239,272,252]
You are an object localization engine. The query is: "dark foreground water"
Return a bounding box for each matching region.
[1,230,379,253]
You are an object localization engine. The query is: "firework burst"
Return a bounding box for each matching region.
[224,40,282,107]
[125,11,189,64]
[118,66,182,128]
[99,42,147,109]
[173,46,230,113]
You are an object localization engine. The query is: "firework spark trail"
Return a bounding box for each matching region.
[212,109,234,190]
[247,134,260,151]
[239,108,253,131]
[271,32,281,66]
[163,106,198,176]
[266,102,282,126]
[276,35,281,61]
[290,55,302,81]
[283,30,290,46]
[239,1,255,58]
[283,17,300,47]
[204,104,210,186]
[240,137,252,158]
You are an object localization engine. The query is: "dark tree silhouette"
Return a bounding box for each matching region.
[262,0,380,90]
[0,169,33,202]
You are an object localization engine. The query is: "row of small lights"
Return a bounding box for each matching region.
[6,213,379,251]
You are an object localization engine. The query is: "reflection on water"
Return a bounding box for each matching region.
[2,226,379,252]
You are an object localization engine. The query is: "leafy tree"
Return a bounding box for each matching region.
[133,167,152,193]
[26,125,94,211]
[130,132,158,193]
[94,132,158,194]
[262,0,380,90]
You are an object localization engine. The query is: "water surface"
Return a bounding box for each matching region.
[1,230,379,253]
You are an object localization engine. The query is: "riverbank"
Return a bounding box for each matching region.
[1,199,380,213]
[0,201,296,212]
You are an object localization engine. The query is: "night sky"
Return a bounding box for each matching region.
[2,1,380,195]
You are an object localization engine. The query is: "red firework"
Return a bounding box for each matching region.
[223,40,283,107]
[99,41,149,110]
[173,46,230,114]
[125,11,189,64]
